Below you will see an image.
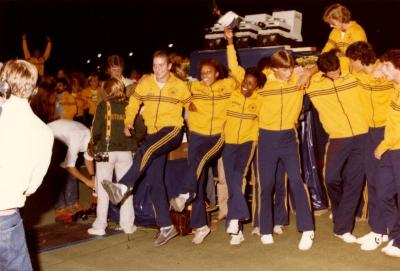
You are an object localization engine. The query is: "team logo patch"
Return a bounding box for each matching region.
[168,88,178,96]
[247,103,257,113]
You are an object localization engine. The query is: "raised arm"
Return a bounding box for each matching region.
[22,33,31,60]
[43,36,52,61]
[224,27,245,81]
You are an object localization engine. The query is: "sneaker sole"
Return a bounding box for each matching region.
[230,237,244,245]
[192,229,211,245]
[154,231,178,247]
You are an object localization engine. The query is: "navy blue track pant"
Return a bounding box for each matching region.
[183,132,224,228]
[223,142,255,225]
[377,150,400,248]
[118,126,183,227]
[325,133,366,234]
[252,158,288,228]
[257,129,313,235]
[366,127,397,234]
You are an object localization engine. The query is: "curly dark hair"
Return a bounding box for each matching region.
[380,49,400,70]
[346,41,376,66]
[245,67,267,88]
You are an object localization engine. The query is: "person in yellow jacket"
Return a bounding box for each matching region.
[22,33,52,77]
[81,74,100,126]
[170,57,237,244]
[54,78,77,120]
[254,56,290,236]
[306,51,368,244]
[101,50,192,247]
[256,48,314,250]
[222,27,266,245]
[345,42,396,251]
[321,3,367,55]
[374,49,400,257]
[70,76,87,125]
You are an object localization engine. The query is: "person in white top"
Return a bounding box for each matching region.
[0,59,54,271]
[47,119,95,219]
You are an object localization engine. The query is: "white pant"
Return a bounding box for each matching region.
[92,151,135,232]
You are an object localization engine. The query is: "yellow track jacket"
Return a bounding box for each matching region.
[225,44,263,144]
[258,73,303,131]
[376,84,400,153]
[354,63,394,128]
[306,72,368,138]
[322,21,367,55]
[188,78,237,136]
[125,73,191,134]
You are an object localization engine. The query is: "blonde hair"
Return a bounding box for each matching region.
[103,78,126,102]
[0,60,38,99]
[323,3,351,24]
[270,50,295,69]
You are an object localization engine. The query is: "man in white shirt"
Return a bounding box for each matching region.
[47,119,95,221]
[0,60,54,271]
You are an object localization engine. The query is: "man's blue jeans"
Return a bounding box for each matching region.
[0,211,32,271]
[55,170,78,209]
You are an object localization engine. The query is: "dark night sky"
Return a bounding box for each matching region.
[1,0,399,75]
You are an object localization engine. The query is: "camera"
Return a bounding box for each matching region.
[94,152,109,162]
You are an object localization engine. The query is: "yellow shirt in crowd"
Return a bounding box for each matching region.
[81,87,98,115]
[58,92,77,120]
[71,92,86,117]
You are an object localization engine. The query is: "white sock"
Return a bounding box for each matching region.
[120,184,128,194]
[180,193,190,200]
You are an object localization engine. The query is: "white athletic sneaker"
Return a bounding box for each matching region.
[261,234,274,245]
[299,230,314,251]
[251,227,260,236]
[226,219,239,234]
[334,232,357,243]
[273,225,284,235]
[230,231,244,245]
[383,244,400,257]
[192,225,211,244]
[381,240,394,253]
[358,232,382,251]
[87,227,106,236]
[357,232,376,244]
